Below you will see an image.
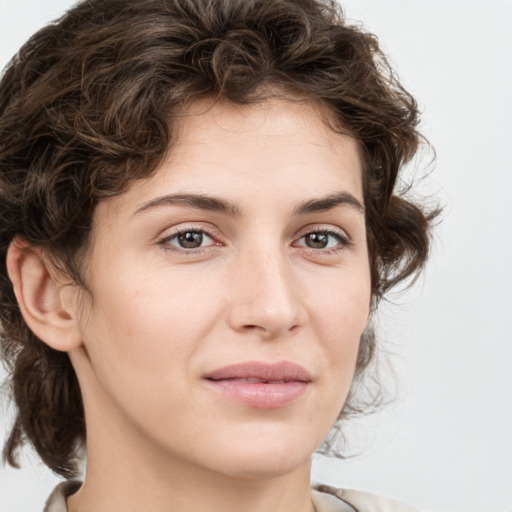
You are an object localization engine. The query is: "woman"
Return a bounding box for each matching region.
[0,0,435,510]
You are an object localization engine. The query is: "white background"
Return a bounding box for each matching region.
[0,1,511,511]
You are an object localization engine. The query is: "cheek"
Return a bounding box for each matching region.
[80,264,224,386]
[308,262,371,336]
[306,263,371,393]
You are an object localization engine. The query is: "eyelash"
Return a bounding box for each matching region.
[158,225,352,255]
[293,228,352,254]
[158,224,220,254]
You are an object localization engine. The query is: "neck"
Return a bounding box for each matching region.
[68,458,315,512]
[67,445,315,512]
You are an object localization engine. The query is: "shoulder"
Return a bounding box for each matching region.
[313,484,421,512]
[43,480,82,512]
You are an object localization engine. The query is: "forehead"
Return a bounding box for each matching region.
[95,96,363,223]
[176,97,360,168]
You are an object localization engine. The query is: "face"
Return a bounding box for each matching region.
[70,97,371,480]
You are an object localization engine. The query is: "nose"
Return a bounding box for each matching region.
[226,247,307,339]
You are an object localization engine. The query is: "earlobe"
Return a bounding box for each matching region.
[6,236,83,352]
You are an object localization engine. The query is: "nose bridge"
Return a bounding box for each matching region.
[227,238,306,337]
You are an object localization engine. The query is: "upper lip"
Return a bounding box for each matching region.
[204,361,312,383]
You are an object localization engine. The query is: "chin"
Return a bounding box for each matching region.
[212,451,312,480]
[196,425,320,479]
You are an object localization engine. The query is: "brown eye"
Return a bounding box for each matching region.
[295,230,349,251]
[162,229,215,250]
[304,233,329,249]
[178,231,204,248]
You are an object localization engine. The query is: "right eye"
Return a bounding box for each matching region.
[160,229,216,250]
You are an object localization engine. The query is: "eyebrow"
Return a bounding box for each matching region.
[133,193,242,217]
[293,192,365,216]
[133,191,364,218]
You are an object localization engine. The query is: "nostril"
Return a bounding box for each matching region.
[242,323,301,334]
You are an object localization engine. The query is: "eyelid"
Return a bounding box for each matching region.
[156,222,352,255]
[157,223,223,252]
[294,224,351,241]
[292,224,353,251]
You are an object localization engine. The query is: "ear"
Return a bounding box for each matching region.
[6,236,83,352]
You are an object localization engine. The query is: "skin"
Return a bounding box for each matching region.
[9,97,371,512]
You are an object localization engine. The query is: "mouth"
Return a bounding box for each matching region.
[203,361,312,409]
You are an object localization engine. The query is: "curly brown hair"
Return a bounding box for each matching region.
[0,0,435,478]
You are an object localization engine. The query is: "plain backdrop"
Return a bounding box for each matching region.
[0,1,511,511]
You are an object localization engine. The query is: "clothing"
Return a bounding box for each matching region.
[43,480,420,512]
[313,485,420,511]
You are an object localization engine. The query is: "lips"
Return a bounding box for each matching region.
[204,361,312,409]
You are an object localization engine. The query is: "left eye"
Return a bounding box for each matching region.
[295,231,346,250]
[163,230,215,249]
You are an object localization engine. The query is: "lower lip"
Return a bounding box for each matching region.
[205,379,309,409]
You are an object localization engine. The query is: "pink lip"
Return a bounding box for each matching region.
[203,361,312,409]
